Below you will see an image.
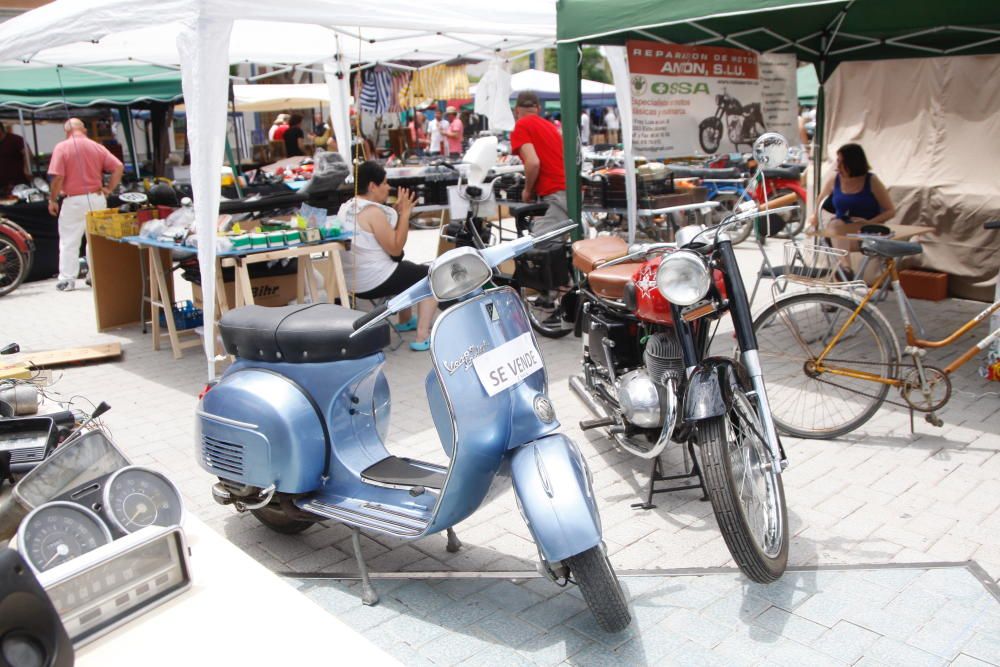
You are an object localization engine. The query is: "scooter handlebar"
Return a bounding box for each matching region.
[353,303,388,331]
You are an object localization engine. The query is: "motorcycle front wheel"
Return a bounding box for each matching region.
[699,119,723,154]
[566,546,632,633]
[699,391,788,583]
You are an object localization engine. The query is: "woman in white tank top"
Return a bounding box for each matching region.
[337,161,438,351]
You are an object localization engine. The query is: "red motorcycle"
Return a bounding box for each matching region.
[569,134,797,583]
[0,217,34,297]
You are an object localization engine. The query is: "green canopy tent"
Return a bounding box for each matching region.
[0,65,183,178]
[556,0,1000,227]
[797,64,818,106]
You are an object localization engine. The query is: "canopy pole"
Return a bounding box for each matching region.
[119,105,141,181]
[224,136,243,198]
[557,42,582,238]
[17,109,34,177]
[30,112,39,175]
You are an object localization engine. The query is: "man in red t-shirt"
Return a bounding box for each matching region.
[510,91,569,243]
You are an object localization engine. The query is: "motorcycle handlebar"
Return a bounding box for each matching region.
[353,303,387,331]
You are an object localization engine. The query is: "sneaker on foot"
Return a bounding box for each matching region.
[56,280,75,291]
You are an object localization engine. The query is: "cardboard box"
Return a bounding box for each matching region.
[899,269,948,301]
[193,273,299,308]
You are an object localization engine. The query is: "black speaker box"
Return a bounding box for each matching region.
[0,548,74,667]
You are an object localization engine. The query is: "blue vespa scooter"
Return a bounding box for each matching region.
[196,224,631,632]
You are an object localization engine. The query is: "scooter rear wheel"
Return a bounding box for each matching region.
[251,505,314,535]
[567,546,631,633]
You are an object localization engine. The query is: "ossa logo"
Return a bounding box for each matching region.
[651,81,711,95]
[631,75,648,96]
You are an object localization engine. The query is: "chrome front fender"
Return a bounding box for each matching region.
[510,434,602,564]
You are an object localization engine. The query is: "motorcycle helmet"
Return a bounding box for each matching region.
[148,182,180,207]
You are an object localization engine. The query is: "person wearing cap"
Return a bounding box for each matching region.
[510,91,568,243]
[442,106,464,158]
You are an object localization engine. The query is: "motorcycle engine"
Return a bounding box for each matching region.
[643,331,684,385]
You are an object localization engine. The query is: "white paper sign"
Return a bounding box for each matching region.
[473,332,544,397]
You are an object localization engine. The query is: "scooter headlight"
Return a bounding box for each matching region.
[656,250,711,306]
[428,247,492,300]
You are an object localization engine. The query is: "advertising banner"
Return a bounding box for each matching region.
[626,40,797,158]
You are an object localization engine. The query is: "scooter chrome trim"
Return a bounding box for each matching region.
[197,410,257,430]
[741,349,787,471]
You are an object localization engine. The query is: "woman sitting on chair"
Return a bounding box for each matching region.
[808,143,896,276]
[338,161,437,351]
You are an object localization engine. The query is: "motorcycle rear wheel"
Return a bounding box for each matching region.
[699,120,723,154]
[699,391,788,583]
[772,189,806,239]
[566,546,631,633]
[0,237,27,297]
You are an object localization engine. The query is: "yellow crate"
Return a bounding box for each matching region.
[86,208,141,239]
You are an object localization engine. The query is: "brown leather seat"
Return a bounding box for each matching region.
[572,236,628,273]
[587,262,641,300]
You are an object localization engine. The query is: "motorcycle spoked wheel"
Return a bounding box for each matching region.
[699,119,723,154]
[698,391,788,583]
[0,236,28,297]
[566,546,632,633]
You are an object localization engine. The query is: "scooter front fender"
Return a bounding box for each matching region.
[510,434,601,564]
[683,357,747,422]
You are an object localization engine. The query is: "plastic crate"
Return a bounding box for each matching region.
[158,300,204,330]
[86,207,163,239]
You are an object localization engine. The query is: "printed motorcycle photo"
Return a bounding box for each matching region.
[570,133,795,583]
[699,91,767,154]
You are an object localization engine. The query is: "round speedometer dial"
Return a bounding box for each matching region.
[17,501,113,573]
[102,466,183,534]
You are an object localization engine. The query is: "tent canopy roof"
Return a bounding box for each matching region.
[470,68,613,98]
[557,0,1000,77]
[229,83,354,112]
[0,65,182,109]
[0,1,556,71]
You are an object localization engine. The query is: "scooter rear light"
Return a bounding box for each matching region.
[198,381,218,400]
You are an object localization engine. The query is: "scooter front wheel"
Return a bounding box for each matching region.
[567,546,631,633]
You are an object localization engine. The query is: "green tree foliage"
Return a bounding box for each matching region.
[543,47,611,83]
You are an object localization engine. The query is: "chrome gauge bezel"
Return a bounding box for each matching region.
[16,500,114,575]
[101,465,185,535]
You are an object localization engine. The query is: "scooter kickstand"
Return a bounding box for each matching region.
[351,528,379,606]
[446,527,463,553]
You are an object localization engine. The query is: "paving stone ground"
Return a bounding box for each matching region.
[3,230,999,664]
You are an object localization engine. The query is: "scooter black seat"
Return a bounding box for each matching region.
[667,166,743,180]
[860,238,923,258]
[219,303,390,363]
[762,166,804,180]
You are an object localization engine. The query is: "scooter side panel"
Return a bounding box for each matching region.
[197,369,326,493]
[509,434,602,563]
[425,288,547,532]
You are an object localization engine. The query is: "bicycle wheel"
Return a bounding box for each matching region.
[752,291,898,439]
[700,388,788,582]
[520,286,572,339]
[0,237,27,297]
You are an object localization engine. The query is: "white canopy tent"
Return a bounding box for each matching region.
[471,68,614,97]
[229,83,352,113]
[0,0,557,375]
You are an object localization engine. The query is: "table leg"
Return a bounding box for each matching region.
[237,259,255,306]
[150,248,183,360]
[328,244,350,307]
[302,255,318,302]
[149,249,161,351]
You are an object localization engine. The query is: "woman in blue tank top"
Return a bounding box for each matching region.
[808,143,896,273]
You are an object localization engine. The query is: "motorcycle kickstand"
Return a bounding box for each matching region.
[350,527,379,606]
[446,527,463,553]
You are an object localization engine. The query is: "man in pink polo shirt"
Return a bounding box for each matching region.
[441,106,464,158]
[47,118,123,291]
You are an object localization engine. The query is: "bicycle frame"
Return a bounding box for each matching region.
[813,259,1000,386]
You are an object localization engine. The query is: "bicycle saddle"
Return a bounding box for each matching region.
[860,238,923,258]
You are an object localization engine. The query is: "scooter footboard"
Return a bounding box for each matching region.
[510,434,602,564]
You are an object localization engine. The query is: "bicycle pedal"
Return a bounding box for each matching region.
[924,412,944,427]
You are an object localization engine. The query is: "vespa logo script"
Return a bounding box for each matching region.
[445,341,490,374]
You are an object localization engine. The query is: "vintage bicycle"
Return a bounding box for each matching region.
[750,222,1000,438]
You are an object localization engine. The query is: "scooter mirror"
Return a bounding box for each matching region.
[0,343,19,355]
[752,132,789,167]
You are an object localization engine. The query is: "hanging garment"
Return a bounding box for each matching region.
[401,65,469,108]
[388,71,410,114]
[359,66,393,114]
[474,60,514,132]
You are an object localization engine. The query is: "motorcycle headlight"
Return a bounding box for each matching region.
[428,247,492,300]
[656,250,711,306]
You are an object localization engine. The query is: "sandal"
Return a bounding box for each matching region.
[394,316,418,332]
[409,338,431,352]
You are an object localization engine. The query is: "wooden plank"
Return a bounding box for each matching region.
[5,342,123,369]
